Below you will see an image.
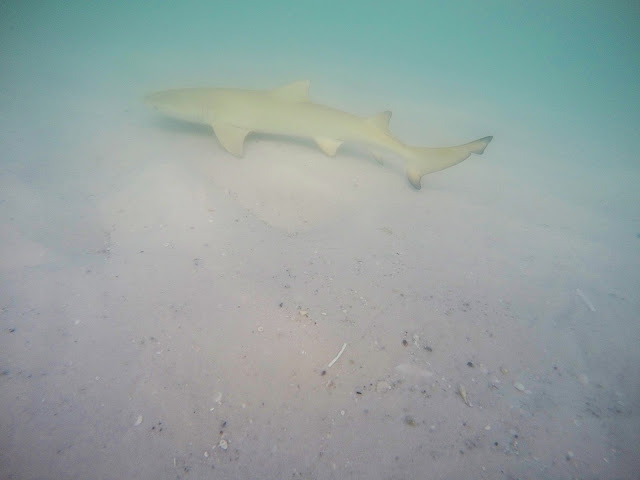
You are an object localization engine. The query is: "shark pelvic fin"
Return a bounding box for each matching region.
[212,123,250,157]
[406,136,493,189]
[314,137,343,156]
[270,80,311,103]
[365,111,392,133]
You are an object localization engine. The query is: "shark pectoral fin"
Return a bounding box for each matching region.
[270,80,311,103]
[314,137,343,156]
[406,136,493,189]
[212,123,250,157]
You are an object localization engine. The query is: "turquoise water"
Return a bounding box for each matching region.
[1,2,639,478]
[3,1,639,207]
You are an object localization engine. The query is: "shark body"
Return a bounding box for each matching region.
[144,80,492,189]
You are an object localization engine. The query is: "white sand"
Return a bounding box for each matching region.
[1,73,639,480]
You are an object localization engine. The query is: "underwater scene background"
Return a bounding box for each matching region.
[1,1,638,478]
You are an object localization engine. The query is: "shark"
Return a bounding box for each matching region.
[143,80,492,189]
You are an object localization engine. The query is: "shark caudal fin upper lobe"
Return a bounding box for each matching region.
[405,136,493,189]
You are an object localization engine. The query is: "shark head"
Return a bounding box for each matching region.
[143,88,215,124]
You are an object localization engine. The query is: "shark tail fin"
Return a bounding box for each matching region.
[406,136,493,189]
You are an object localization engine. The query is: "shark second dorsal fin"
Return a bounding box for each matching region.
[365,111,392,133]
[270,80,311,103]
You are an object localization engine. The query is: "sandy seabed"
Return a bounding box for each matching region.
[1,87,639,480]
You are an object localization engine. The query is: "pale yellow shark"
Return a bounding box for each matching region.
[144,80,492,189]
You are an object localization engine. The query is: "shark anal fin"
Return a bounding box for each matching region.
[270,80,311,103]
[314,137,343,156]
[212,123,250,157]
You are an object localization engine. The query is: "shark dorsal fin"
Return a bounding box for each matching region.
[366,111,392,133]
[270,80,311,103]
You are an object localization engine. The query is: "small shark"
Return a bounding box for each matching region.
[144,80,492,189]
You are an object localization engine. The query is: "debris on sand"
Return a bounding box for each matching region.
[457,384,472,407]
[576,288,596,312]
[327,343,347,368]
